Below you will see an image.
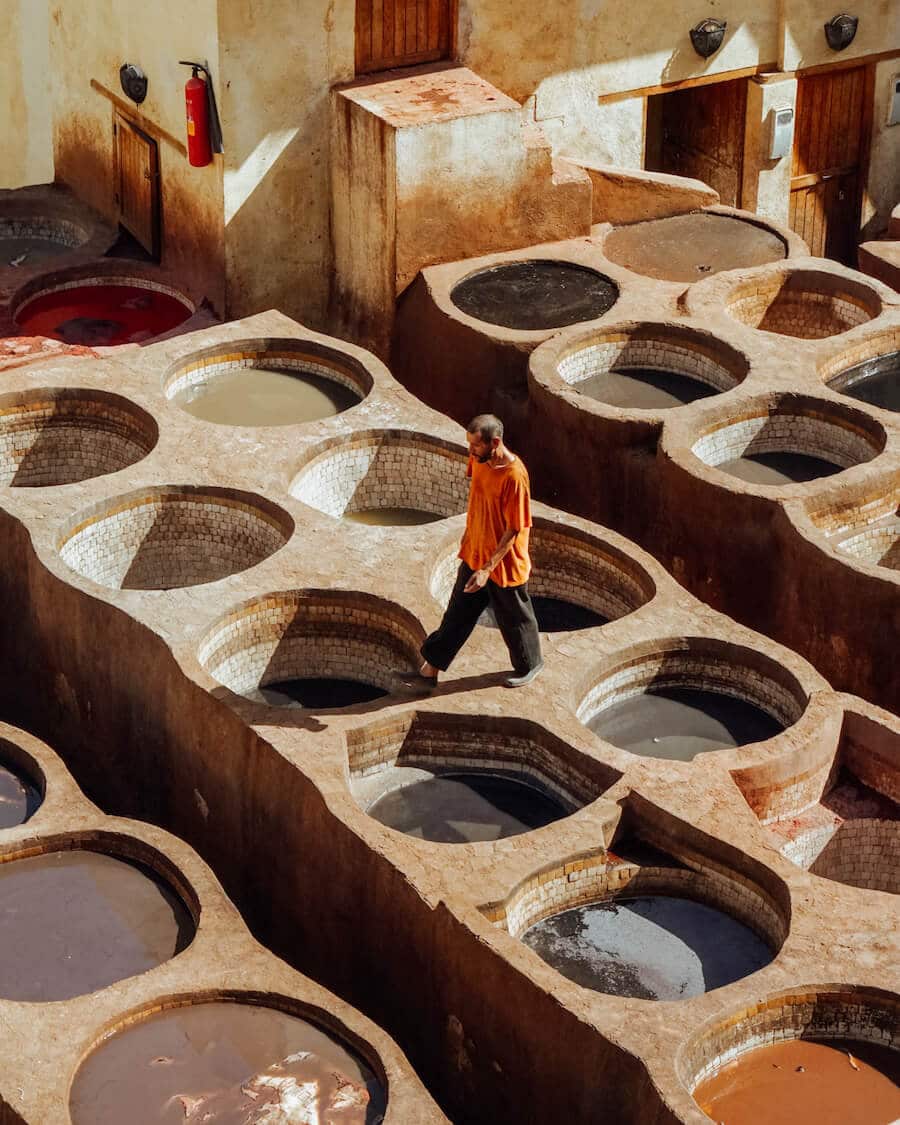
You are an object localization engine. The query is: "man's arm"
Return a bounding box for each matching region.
[463,527,518,593]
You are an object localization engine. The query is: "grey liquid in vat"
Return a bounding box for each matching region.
[174,366,361,426]
[0,850,193,1000]
[589,687,783,761]
[69,1000,387,1125]
[828,350,900,414]
[0,757,41,828]
[575,367,719,410]
[344,507,443,526]
[523,896,773,999]
[451,260,619,330]
[1,235,73,266]
[368,772,567,843]
[718,451,843,485]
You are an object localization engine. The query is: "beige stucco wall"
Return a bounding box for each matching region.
[781,0,897,70]
[48,1,225,308]
[742,76,798,225]
[0,0,53,189]
[864,59,900,235]
[217,0,355,326]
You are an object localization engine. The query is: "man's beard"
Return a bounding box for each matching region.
[477,451,492,463]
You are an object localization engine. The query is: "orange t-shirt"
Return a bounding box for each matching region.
[458,454,532,587]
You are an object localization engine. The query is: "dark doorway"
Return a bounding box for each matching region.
[113,113,160,259]
[789,66,871,264]
[355,0,453,74]
[645,78,747,207]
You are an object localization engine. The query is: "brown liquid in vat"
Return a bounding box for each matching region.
[719,451,843,485]
[0,849,193,1000]
[575,367,718,410]
[69,1000,387,1124]
[343,507,442,526]
[175,367,361,427]
[694,1038,900,1124]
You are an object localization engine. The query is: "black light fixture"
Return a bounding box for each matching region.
[119,63,148,104]
[690,18,727,58]
[824,13,859,50]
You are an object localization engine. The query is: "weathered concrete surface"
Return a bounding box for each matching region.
[0,0,53,189]
[742,76,798,227]
[573,164,719,226]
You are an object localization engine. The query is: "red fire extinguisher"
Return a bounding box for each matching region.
[179,61,217,167]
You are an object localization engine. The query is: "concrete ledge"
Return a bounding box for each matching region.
[858,240,900,294]
[565,162,719,225]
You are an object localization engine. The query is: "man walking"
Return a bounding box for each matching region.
[402,414,543,690]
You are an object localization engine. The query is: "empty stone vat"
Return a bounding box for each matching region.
[554,323,749,412]
[579,640,806,760]
[69,999,387,1124]
[0,741,42,828]
[451,259,619,331]
[165,338,372,427]
[0,388,157,487]
[724,269,881,339]
[681,988,900,1125]
[0,845,194,1000]
[291,429,469,525]
[431,518,655,632]
[199,589,423,707]
[59,487,294,590]
[603,212,787,283]
[827,349,900,414]
[0,216,89,267]
[15,278,193,345]
[690,396,885,487]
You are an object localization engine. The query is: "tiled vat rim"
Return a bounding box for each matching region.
[0,387,159,488]
[197,589,426,701]
[57,486,294,592]
[575,638,809,731]
[689,394,887,471]
[290,428,470,518]
[677,986,900,1091]
[431,516,657,622]
[14,273,196,313]
[164,337,375,401]
[0,216,88,247]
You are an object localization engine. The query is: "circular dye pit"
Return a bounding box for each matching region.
[368,770,567,843]
[828,350,900,413]
[604,212,786,283]
[259,677,388,709]
[16,283,191,345]
[523,895,773,999]
[69,1000,387,1125]
[717,450,844,485]
[173,366,361,427]
[0,218,87,267]
[835,517,900,572]
[724,270,880,339]
[451,260,619,330]
[693,1038,900,1125]
[0,849,193,1000]
[532,595,607,632]
[588,687,784,760]
[0,754,41,828]
[575,367,719,410]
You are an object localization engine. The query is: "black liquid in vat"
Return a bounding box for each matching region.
[260,677,388,708]
[576,366,719,410]
[828,350,900,413]
[523,895,773,999]
[0,755,41,828]
[368,771,567,842]
[69,1000,387,1125]
[718,451,843,486]
[532,596,608,632]
[451,260,619,330]
[589,687,783,760]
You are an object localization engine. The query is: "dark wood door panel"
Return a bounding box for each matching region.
[114,113,160,257]
[356,0,451,73]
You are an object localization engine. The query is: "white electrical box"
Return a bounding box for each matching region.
[769,106,794,159]
[888,73,900,126]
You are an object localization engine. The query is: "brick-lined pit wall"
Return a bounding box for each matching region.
[346,711,620,814]
[820,327,900,392]
[291,431,469,519]
[431,519,655,624]
[198,590,424,700]
[725,271,881,338]
[556,326,749,396]
[807,480,899,570]
[577,640,808,733]
[165,339,373,406]
[691,399,885,473]
[489,849,786,956]
[58,488,293,590]
[0,217,88,250]
[810,819,900,894]
[679,988,900,1095]
[0,389,157,487]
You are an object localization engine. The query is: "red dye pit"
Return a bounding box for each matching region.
[16,284,191,346]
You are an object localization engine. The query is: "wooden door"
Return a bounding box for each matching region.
[646,79,747,207]
[114,113,160,257]
[789,67,871,263]
[355,0,452,74]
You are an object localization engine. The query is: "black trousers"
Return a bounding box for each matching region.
[421,562,542,674]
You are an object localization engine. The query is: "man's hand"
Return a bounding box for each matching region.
[464,567,490,593]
